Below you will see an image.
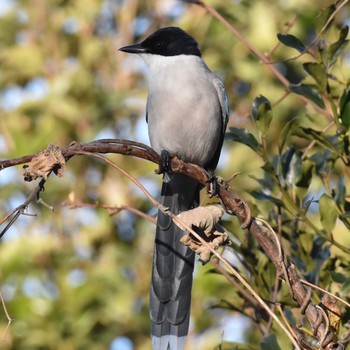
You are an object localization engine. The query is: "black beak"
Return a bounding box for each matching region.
[119,43,148,54]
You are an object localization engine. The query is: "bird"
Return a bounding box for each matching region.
[120,27,229,350]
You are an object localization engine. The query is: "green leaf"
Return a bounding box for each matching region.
[335,176,346,207]
[204,268,221,275]
[278,118,297,154]
[296,159,314,190]
[252,95,273,132]
[283,308,296,327]
[319,194,339,232]
[280,148,302,187]
[303,197,316,214]
[303,62,328,92]
[227,127,260,153]
[315,4,336,33]
[210,299,237,311]
[341,278,350,296]
[289,84,325,109]
[249,173,275,192]
[260,334,281,350]
[339,89,350,129]
[293,127,336,152]
[310,150,335,176]
[291,255,306,271]
[330,271,347,283]
[262,161,277,176]
[327,26,349,65]
[249,190,284,207]
[277,33,306,53]
[213,342,255,350]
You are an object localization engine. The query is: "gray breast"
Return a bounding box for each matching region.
[147,78,222,166]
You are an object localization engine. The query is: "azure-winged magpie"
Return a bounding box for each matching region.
[120,26,229,350]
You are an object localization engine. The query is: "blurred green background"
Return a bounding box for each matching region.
[0,0,350,349]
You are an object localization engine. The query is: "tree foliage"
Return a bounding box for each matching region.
[0,0,350,349]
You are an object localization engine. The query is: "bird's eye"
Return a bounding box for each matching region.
[155,42,162,48]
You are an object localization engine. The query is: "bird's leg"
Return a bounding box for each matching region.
[206,170,218,197]
[155,150,171,175]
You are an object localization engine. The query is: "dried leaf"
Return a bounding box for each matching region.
[21,144,66,181]
[177,206,230,264]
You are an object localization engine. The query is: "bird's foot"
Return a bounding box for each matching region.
[206,170,219,197]
[155,150,171,174]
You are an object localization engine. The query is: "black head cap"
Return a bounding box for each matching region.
[119,27,202,57]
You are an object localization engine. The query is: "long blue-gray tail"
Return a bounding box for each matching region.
[150,173,200,350]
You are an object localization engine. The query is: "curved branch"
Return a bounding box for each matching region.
[0,139,344,349]
[0,139,160,170]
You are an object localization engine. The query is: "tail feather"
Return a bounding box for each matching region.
[150,173,200,349]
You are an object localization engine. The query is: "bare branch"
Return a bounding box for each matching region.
[0,178,46,239]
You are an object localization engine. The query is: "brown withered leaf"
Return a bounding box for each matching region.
[177,206,231,264]
[21,144,66,182]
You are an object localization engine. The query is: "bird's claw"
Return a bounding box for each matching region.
[156,150,171,174]
[206,170,219,197]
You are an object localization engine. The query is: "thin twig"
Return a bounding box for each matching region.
[266,15,298,59]
[196,1,289,86]
[0,209,19,227]
[301,279,350,309]
[255,218,283,260]
[0,288,13,341]
[276,303,298,340]
[266,273,281,334]
[316,305,330,347]
[70,151,159,208]
[314,0,350,44]
[211,259,260,308]
[0,178,46,239]
[64,200,156,224]
[301,121,335,160]
[195,0,332,119]
[266,207,285,333]
[279,0,350,66]
[271,90,292,108]
[226,172,242,183]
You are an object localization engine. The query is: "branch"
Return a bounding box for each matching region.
[0,288,13,341]
[189,0,333,120]
[0,139,345,349]
[63,201,156,224]
[0,139,160,170]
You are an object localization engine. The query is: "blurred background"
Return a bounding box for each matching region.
[0,0,349,349]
